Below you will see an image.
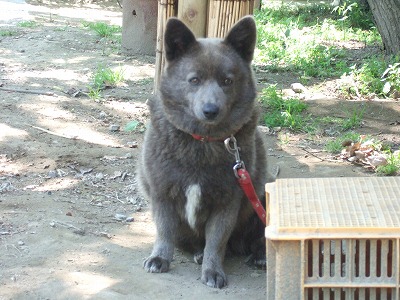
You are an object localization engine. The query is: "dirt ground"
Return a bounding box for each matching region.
[0,1,399,299]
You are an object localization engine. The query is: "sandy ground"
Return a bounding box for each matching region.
[0,1,399,299]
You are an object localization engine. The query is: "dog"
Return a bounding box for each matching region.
[138,16,268,288]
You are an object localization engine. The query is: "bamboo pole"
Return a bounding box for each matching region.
[226,0,233,36]
[154,0,178,93]
[219,0,227,37]
[210,0,218,37]
[154,0,165,93]
[233,0,239,29]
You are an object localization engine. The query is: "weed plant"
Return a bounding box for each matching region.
[91,65,124,89]
[340,57,393,97]
[376,151,400,176]
[324,132,361,154]
[259,85,307,131]
[259,84,367,138]
[17,20,37,28]
[88,65,124,100]
[82,21,121,38]
[0,30,16,36]
[382,62,400,96]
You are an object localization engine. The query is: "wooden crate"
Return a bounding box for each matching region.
[265,177,400,300]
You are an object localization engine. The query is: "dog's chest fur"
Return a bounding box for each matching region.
[185,184,202,229]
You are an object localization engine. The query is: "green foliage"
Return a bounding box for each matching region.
[256,2,332,28]
[340,57,394,97]
[375,147,400,176]
[91,65,124,89]
[341,107,365,130]
[0,30,16,36]
[254,3,351,77]
[124,120,140,132]
[88,87,101,101]
[376,151,400,176]
[332,0,374,30]
[324,132,360,154]
[88,65,125,100]
[259,85,366,134]
[255,2,379,81]
[308,105,364,135]
[382,62,400,96]
[124,120,146,133]
[259,85,308,131]
[17,20,37,28]
[82,21,121,38]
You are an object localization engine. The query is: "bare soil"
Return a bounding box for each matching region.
[0,1,399,299]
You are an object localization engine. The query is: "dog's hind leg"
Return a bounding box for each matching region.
[143,201,178,273]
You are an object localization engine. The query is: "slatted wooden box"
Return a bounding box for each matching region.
[265,177,400,300]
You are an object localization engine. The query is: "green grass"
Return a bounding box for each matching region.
[88,65,125,100]
[259,85,308,131]
[376,152,400,176]
[82,21,121,38]
[340,57,395,97]
[376,147,400,176]
[17,20,37,28]
[341,107,365,130]
[91,65,124,89]
[306,106,365,135]
[0,30,16,36]
[324,132,361,154]
[259,85,366,134]
[88,88,101,101]
[254,1,398,97]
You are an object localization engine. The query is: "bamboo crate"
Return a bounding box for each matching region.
[265,177,400,300]
[155,0,255,91]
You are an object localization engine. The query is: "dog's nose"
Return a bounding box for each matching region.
[202,103,219,120]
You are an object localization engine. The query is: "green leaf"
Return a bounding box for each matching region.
[125,120,140,132]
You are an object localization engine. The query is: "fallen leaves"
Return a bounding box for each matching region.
[339,135,399,174]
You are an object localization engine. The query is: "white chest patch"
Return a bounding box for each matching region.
[185,184,202,229]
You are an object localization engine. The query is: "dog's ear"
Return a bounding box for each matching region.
[224,16,257,63]
[164,18,197,62]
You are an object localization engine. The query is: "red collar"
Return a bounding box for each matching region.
[191,134,226,142]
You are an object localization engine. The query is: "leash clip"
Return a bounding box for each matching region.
[224,135,266,226]
[224,135,246,178]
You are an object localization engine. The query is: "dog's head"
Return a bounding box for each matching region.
[160,16,257,138]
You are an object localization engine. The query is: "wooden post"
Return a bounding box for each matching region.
[154,0,177,93]
[177,0,208,38]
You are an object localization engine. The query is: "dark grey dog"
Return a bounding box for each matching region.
[138,16,267,288]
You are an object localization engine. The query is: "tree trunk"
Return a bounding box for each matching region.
[367,0,400,55]
[122,0,158,55]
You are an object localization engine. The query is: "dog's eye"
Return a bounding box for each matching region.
[223,78,233,86]
[189,77,200,85]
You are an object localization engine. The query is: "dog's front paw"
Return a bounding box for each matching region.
[143,256,170,273]
[201,268,227,288]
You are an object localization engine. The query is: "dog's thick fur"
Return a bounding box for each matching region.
[138,16,267,288]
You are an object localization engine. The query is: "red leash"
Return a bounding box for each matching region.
[224,136,267,226]
[236,168,266,226]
